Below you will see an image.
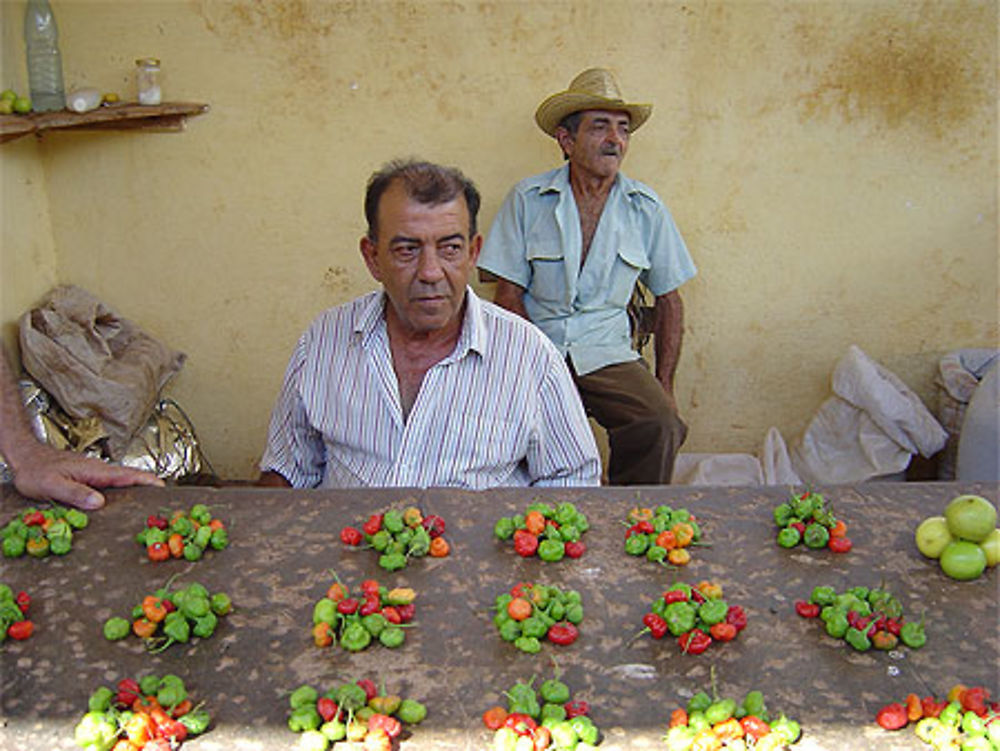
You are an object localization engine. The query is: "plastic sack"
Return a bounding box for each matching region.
[18,285,185,460]
[789,345,947,485]
[670,428,802,486]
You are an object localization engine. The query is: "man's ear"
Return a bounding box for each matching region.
[468,233,483,267]
[554,126,574,159]
[359,235,381,282]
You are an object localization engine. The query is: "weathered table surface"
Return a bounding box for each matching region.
[1,482,997,751]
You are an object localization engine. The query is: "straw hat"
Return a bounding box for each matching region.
[534,68,652,137]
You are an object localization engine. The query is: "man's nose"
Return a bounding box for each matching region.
[415,247,445,281]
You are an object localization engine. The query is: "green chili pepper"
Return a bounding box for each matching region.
[624,533,649,555]
[844,626,871,651]
[383,510,404,533]
[210,592,232,616]
[900,619,926,649]
[547,600,565,621]
[320,719,347,742]
[145,528,167,545]
[777,526,801,548]
[540,679,570,704]
[313,598,337,625]
[687,691,711,714]
[333,683,367,711]
[825,612,849,638]
[290,684,319,709]
[564,603,584,625]
[665,725,697,751]
[494,518,515,540]
[73,711,119,751]
[810,586,837,606]
[538,539,565,561]
[379,625,406,648]
[741,690,766,719]
[49,536,71,555]
[664,601,697,636]
[514,635,541,653]
[362,613,387,637]
[194,525,212,549]
[550,720,578,749]
[408,527,431,556]
[163,611,191,643]
[103,617,130,641]
[378,552,407,571]
[139,674,161,696]
[396,698,427,725]
[705,699,736,725]
[88,686,114,713]
[288,705,322,732]
[2,536,26,558]
[192,611,218,638]
[171,516,193,536]
[520,616,546,639]
[697,599,728,626]
[157,681,187,708]
[340,622,371,652]
[498,620,521,642]
[646,545,668,563]
[803,523,830,549]
[209,528,228,550]
[570,715,598,744]
[183,542,203,562]
[370,530,392,551]
[771,714,802,743]
[541,703,567,722]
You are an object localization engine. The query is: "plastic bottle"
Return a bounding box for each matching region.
[23,0,65,112]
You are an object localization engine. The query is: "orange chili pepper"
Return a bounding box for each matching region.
[627,506,654,523]
[905,693,923,722]
[141,595,167,623]
[507,597,533,621]
[524,511,546,535]
[672,522,694,547]
[482,705,508,730]
[133,695,162,714]
[146,542,170,563]
[669,708,688,728]
[25,537,50,556]
[209,518,225,531]
[712,718,744,742]
[948,684,967,703]
[167,533,184,559]
[655,530,677,550]
[429,536,450,557]
[111,739,140,751]
[696,580,723,600]
[171,699,192,718]
[667,548,691,566]
[691,728,723,751]
[830,519,848,538]
[327,582,348,603]
[124,711,155,746]
[312,621,334,647]
[132,617,158,639]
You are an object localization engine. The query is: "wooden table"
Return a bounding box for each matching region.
[1,482,997,750]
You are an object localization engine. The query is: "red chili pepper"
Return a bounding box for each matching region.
[962,686,990,716]
[509,582,530,598]
[513,529,539,557]
[362,514,383,536]
[7,620,33,640]
[564,700,590,718]
[828,536,853,554]
[359,596,381,617]
[795,600,821,618]
[356,679,377,702]
[690,589,705,604]
[337,598,359,615]
[547,622,579,646]
[147,542,170,562]
[118,678,141,695]
[503,713,538,735]
[790,521,806,535]
[146,514,168,530]
[564,540,586,558]
[886,618,902,637]
[642,613,668,639]
[740,716,771,740]
[317,697,339,722]
[709,622,738,642]
[340,526,363,545]
[396,603,416,623]
[382,606,401,624]
[360,579,380,596]
[725,605,748,631]
[678,628,712,654]
[636,520,654,534]
[421,514,446,538]
[663,589,689,604]
[23,511,44,527]
[875,702,908,730]
[368,713,402,738]
[15,591,30,614]
[921,696,946,718]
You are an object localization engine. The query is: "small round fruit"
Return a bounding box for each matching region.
[915,516,954,559]
[980,529,1000,567]
[0,89,16,102]
[12,95,31,114]
[944,494,997,543]
[939,540,987,581]
[0,99,12,115]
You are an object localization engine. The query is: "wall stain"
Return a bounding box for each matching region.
[322,265,352,294]
[797,8,991,141]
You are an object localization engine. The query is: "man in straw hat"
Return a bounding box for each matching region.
[479,68,696,485]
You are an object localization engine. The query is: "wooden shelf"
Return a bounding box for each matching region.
[0,101,209,144]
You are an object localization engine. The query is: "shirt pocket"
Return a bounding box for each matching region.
[606,240,650,307]
[447,412,527,487]
[526,238,569,306]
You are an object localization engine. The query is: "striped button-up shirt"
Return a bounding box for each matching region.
[260,288,601,489]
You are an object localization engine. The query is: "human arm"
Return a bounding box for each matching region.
[0,347,163,509]
[492,279,530,320]
[652,290,684,409]
[256,470,291,487]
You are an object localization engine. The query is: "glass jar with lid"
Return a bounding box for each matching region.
[135,58,161,105]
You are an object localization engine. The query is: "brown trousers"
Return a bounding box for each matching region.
[571,359,688,485]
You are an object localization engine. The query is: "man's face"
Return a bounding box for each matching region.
[559,109,631,180]
[360,179,481,336]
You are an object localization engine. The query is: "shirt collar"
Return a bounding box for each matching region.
[540,162,650,201]
[353,287,486,360]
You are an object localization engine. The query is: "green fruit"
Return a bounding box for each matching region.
[0,89,16,103]
[0,99,12,115]
[915,516,954,559]
[944,494,997,543]
[12,96,31,114]
[939,540,987,580]
[979,528,1000,567]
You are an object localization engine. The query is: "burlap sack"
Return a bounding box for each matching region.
[18,285,185,460]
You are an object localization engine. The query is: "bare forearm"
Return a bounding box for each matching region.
[653,290,684,398]
[256,470,291,487]
[0,349,44,469]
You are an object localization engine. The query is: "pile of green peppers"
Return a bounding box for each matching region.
[360,507,438,572]
[494,501,591,560]
[492,582,584,653]
[0,583,30,642]
[287,679,426,750]
[103,580,232,652]
[1,505,88,558]
[74,673,210,751]
[910,701,1000,749]
[135,503,228,562]
[490,673,601,751]
[312,579,415,653]
[804,584,926,652]
[773,490,845,550]
[621,505,703,564]
[666,684,802,750]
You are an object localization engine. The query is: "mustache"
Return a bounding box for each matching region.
[601,145,622,157]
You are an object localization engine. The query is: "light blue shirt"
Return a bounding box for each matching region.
[479,164,696,376]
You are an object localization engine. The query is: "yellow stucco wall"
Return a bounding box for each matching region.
[1,0,997,481]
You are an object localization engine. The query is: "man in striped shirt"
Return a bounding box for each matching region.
[258,160,601,489]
